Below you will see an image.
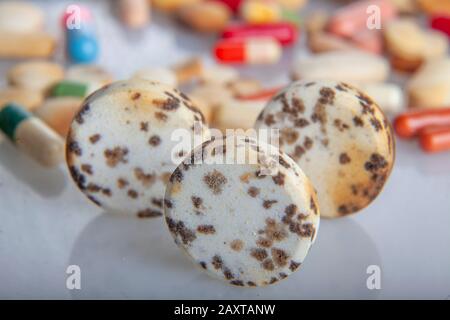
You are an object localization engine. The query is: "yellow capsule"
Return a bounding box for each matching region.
[276,0,308,11]
[240,0,282,25]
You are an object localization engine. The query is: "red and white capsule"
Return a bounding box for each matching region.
[221,23,298,46]
[214,37,282,64]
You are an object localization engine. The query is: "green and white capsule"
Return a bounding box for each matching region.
[0,103,64,167]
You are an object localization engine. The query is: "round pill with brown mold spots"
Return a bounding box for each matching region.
[164,135,319,286]
[255,80,395,219]
[66,79,210,217]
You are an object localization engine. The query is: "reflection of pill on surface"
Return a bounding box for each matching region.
[0,103,64,167]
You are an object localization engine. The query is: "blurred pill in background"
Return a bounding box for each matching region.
[177,1,232,33]
[328,0,397,38]
[35,97,83,137]
[118,0,150,29]
[431,15,450,37]
[240,0,282,24]
[0,103,64,167]
[222,23,298,46]
[153,0,203,12]
[132,67,178,87]
[0,1,44,33]
[216,0,243,13]
[62,5,99,64]
[51,80,89,98]
[214,37,282,64]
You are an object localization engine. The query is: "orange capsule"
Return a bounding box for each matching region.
[214,37,282,64]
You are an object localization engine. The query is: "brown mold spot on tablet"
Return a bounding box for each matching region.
[134,168,156,186]
[117,178,129,189]
[140,122,148,132]
[334,119,349,132]
[75,103,90,124]
[247,186,260,197]
[304,137,313,150]
[154,111,168,122]
[294,118,310,128]
[280,128,299,145]
[149,135,161,147]
[211,255,223,270]
[191,196,203,209]
[292,97,305,113]
[164,199,173,209]
[68,140,82,156]
[69,166,86,190]
[131,92,141,100]
[257,237,272,248]
[272,172,285,186]
[353,116,364,127]
[86,183,101,193]
[289,260,301,272]
[264,218,287,241]
[357,93,375,114]
[223,268,234,280]
[197,225,216,234]
[230,280,244,286]
[263,200,278,209]
[251,248,268,261]
[285,204,297,217]
[81,164,93,175]
[89,134,101,144]
[151,198,163,208]
[278,157,291,169]
[271,248,289,267]
[138,209,162,218]
[166,218,196,244]
[162,94,181,111]
[292,145,306,160]
[170,167,184,183]
[279,272,287,279]
[199,261,207,269]
[265,114,276,126]
[335,83,348,92]
[319,87,335,105]
[262,259,275,271]
[203,170,227,195]
[364,153,388,173]
[247,281,256,287]
[311,102,327,133]
[339,153,351,164]
[269,277,278,284]
[104,147,128,167]
[127,189,138,199]
[370,118,383,132]
[304,82,316,87]
[230,239,244,251]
